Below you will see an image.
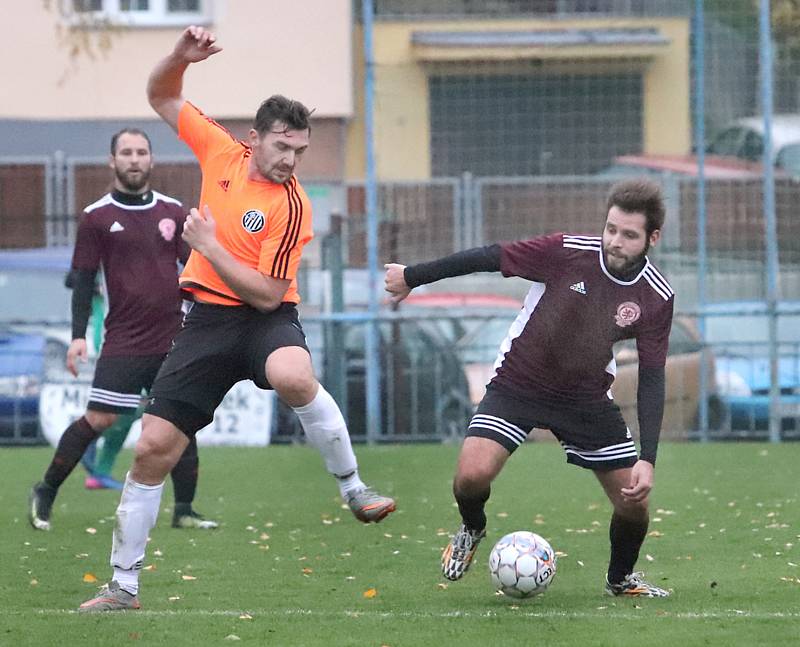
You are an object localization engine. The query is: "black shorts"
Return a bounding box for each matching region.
[88,354,165,413]
[146,301,309,436]
[467,385,638,471]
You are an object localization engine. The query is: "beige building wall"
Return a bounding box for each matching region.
[347,17,691,181]
[1,1,353,120]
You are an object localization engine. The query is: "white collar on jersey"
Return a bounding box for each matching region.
[597,246,650,286]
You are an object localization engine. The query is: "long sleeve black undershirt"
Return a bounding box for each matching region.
[403,245,502,288]
[66,268,97,341]
[637,366,665,466]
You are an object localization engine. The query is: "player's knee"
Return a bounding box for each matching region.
[132,433,175,481]
[454,467,493,496]
[614,497,649,520]
[85,409,118,431]
[272,371,318,407]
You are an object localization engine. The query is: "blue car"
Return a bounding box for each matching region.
[702,300,800,436]
[0,247,73,444]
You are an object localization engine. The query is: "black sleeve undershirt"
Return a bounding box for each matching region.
[68,269,97,341]
[637,365,666,466]
[403,244,502,288]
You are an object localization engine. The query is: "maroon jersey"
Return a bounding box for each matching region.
[71,191,189,356]
[490,233,674,403]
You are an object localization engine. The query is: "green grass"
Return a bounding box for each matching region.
[1,442,798,646]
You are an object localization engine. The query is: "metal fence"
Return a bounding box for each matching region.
[3,1,800,444]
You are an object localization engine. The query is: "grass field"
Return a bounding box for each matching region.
[1,442,798,646]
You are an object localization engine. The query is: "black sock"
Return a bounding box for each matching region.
[454,484,490,532]
[171,436,198,508]
[43,416,99,490]
[607,512,649,584]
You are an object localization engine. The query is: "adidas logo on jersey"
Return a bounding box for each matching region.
[218,179,230,192]
[570,281,587,295]
[109,221,125,232]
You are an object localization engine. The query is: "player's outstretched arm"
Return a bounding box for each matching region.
[388,245,503,299]
[147,26,222,132]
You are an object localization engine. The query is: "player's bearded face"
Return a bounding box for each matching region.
[602,207,657,276]
[250,122,309,184]
[111,133,152,193]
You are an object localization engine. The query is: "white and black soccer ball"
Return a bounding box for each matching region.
[488,531,557,599]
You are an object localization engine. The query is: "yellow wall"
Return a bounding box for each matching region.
[2,1,353,120]
[347,17,690,181]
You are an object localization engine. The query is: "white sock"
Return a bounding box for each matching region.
[292,385,365,496]
[110,472,164,595]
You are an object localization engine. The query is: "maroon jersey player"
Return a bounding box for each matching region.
[28,128,217,532]
[385,178,674,598]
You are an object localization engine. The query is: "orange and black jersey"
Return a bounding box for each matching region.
[177,101,313,305]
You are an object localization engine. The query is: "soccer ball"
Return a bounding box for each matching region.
[488,531,557,599]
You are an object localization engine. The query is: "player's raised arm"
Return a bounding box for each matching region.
[147,26,222,132]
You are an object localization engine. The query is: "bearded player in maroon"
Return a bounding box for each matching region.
[385,179,674,597]
[28,128,216,532]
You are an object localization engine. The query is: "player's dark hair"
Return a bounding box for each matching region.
[110,128,152,155]
[253,95,313,136]
[606,178,666,235]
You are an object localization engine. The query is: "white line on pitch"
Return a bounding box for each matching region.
[1,608,798,620]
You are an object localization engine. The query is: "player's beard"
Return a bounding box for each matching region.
[115,166,151,193]
[603,242,649,279]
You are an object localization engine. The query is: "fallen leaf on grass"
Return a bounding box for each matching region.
[302,568,313,575]
[82,573,97,583]
[437,583,448,590]
[363,588,378,599]
[181,575,197,581]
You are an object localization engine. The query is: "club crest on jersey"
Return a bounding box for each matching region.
[241,209,265,233]
[614,301,641,327]
[158,218,176,241]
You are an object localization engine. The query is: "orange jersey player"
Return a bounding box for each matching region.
[177,100,312,306]
[79,25,395,614]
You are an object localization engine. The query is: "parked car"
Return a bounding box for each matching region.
[700,300,800,436]
[272,307,474,442]
[397,292,722,439]
[0,247,73,444]
[706,114,800,177]
[612,316,724,439]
